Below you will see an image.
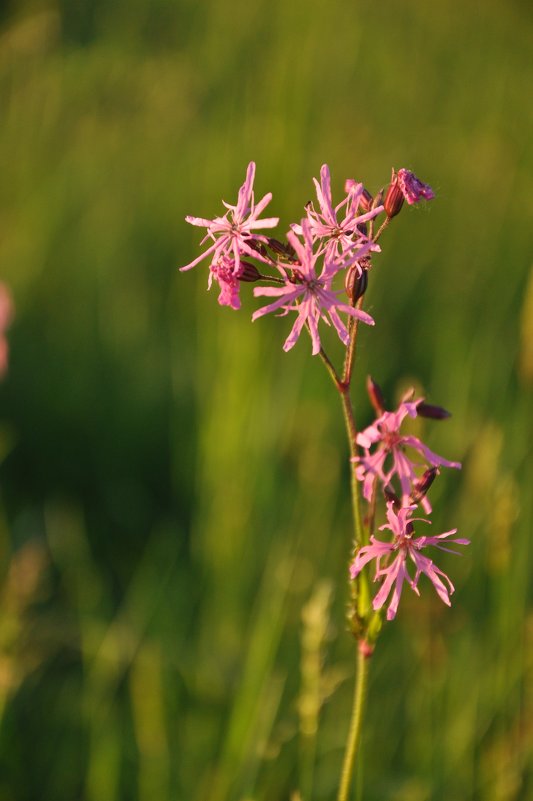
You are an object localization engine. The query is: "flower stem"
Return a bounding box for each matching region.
[336,647,371,801]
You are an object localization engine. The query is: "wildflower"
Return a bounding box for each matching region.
[180,162,279,274]
[350,503,469,620]
[353,388,461,511]
[397,168,435,205]
[208,256,243,310]
[295,165,383,265]
[252,220,375,355]
[0,283,13,378]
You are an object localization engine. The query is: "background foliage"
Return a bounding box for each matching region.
[0,1,532,799]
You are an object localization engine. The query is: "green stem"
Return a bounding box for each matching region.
[339,385,364,548]
[336,648,371,801]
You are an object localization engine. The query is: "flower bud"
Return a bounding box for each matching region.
[238,262,262,282]
[359,187,374,212]
[416,402,451,420]
[345,265,368,303]
[410,467,439,504]
[383,487,400,508]
[366,375,386,415]
[245,239,268,258]
[384,171,404,218]
[372,189,384,210]
[267,237,297,262]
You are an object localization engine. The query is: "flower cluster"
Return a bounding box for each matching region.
[180,162,433,354]
[351,379,467,620]
[181,161,466,623]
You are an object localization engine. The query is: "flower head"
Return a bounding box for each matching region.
[397,168,435,205]
[294,165,383,266]
[180,162,279,274]
[350,502,469,620]
[353,389,461,511]
[252,219,374,354]
[208,256,243,310]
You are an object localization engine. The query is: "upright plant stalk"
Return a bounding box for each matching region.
[181,161,466,801]
[336,647,370,801]
[319,312,373,801]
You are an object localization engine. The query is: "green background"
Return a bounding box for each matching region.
[0,1,531,799]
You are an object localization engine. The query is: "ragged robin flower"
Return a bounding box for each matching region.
[180,162,279,275]
[293,164,383,266]
[252,219,375,354]
[353,388,461,512]
[350,502,469,620]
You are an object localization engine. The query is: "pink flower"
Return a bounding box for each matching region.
[209,256,243,310]
[180,162,279,274]
[252,220,374,354]
[397,168,435,205]
[350,503,469,620]
[353,390,461,512]
[0,283,13,378]
[294,164,383,266]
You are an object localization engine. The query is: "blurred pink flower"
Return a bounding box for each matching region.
[293,164,382,265]
[397,168,435,205]
[0,283,13,378]
[181,162,278,275]
[350,502,469,620]
[353,390,461,511]
[252,219,374,354]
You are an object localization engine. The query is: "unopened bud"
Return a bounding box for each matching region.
[366,375,386,415]
[383,487,400,508]
[267,238,297,262]
[384,171,404,219]
[417,402,451,420]
[410,467,439,504]
[345,265,368,303]
[238,262,261,282]
[372,189,384,210]
[360,187,374,212]
[245,239,268,258]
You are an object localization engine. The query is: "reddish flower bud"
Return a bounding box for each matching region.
[359,187,374,212]
[238,262,262,282]
[345,265,368,303]
[267,237,297,261]
[416,402,451,420]
[410,467,439,505]
[384,171,405,219]
[366,375,386,415]
[245,239,268,258]
[383,487,401,507]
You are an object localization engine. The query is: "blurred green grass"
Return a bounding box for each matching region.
[0,0,531,799]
